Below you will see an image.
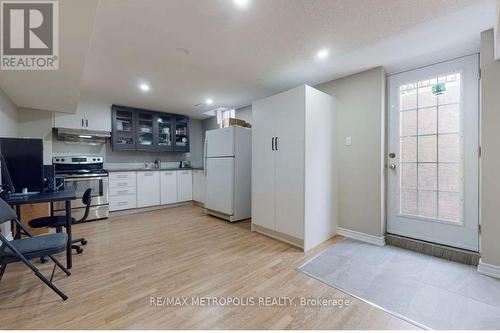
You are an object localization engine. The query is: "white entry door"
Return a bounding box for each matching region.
[387,54,479,251]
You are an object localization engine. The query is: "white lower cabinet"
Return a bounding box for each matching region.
[109,172,137,212]
[137,171,161,208]
[109,169,196,212]
[177,170,192,202]
[160,171,178,205]
[192,170,206,203]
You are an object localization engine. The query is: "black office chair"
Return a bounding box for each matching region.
[29,188,92,254]
[0,198,71,301]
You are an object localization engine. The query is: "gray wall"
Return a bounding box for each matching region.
[16,109,205,168]
[0,86,17,239]
[480,29,500,267]
[0,87,18,138]
[316,67,386,238]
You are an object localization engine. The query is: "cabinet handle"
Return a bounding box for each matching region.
[117,182,128,186]
[81,118,84,127]
[144,173,154,176]
[86,119,89,127]
[117,190,128,194]
[117,201,128,206]
[272,137,275,151]
[117,175,127,178]
[275,137,279,150]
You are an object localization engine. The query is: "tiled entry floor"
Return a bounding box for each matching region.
[298,238,500,329]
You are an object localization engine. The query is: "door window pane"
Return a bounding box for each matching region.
[438,104,460,134]
[401,189,417,215]
[418,190,437,219]
[418,85,437,108]
[418,107,437,135]
[438,134,460,163]
[439,192,462,222]
[401,110,417,136]
[418,135,437,162]
[401,137,417,162]
[439,163,461,192]
[398,72,463,223]
[418,163,437,190]
[400,88,417,111]
[401,163,417,189]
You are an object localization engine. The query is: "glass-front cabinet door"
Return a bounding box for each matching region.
[112,107,135,150]
[156,114,173,152]
[174,116,190,152]
[136,111,155,151]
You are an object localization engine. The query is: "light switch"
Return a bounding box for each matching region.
[345,136,352,146]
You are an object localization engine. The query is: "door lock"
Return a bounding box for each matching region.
[389,153,396,158]
[389,163,397,170]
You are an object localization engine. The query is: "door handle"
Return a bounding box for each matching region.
[275,137,279,150]
[86,119,89,127]
[81,118,84,127]
[272,137,275,151]
[389,163,397,170]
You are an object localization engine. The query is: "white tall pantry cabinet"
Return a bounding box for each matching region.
[251,85,337,251]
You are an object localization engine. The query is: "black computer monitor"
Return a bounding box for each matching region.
[0,138,44,193]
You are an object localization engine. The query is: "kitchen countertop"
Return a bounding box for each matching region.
[107,167,204,172]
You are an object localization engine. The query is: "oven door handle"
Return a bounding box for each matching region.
[65,176,107,182]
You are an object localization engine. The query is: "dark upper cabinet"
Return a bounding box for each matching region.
[173,115,190,152]
[135,110,155,151]
[111,106,136,151]
[156,113,173,152]
[111,105,189,153]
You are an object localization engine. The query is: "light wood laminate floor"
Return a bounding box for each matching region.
[0,204,418,329]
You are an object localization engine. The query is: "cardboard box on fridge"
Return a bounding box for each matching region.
[221,118,251,128]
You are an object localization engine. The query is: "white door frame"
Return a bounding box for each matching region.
[386,54,480,251]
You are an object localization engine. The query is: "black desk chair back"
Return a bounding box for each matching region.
[29,188,92,254]
[0,198,71,301]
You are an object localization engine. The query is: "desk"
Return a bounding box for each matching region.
[3,188,77,269]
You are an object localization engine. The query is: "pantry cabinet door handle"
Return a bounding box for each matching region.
[275,137,279,150]
[272,137,275,151]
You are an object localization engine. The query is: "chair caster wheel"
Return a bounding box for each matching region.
[81,240,88,245]
[40,256,48,263]
[76,248,84,254]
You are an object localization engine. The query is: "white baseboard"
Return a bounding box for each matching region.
[478,259,500,279]
[337,227,386,246]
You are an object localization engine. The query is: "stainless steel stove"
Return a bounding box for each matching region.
[53,156,109,221]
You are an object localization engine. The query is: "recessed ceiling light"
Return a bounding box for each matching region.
[234,0,249,9]
[206,98,214,105]
[139,83,150,92]
[316,49,329,60]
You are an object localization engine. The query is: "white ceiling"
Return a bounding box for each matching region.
[0,0,497,118]
[0,0,99,113]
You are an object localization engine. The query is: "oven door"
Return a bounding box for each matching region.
[53,175,109,210]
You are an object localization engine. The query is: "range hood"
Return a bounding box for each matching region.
[54,127,111,145]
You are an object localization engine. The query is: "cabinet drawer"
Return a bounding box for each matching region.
[109,186,136,196]
[110,178,136,188]
[109,194,137,211]
[110,172,137,181]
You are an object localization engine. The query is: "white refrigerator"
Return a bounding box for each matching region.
[205,126,251,222]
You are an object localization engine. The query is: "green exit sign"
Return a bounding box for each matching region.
[432,83,446,95]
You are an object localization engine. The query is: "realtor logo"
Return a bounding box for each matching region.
[1,0,58,70]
